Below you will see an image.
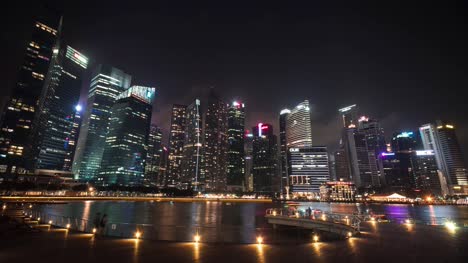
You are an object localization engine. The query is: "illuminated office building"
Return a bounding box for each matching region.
[166,104,187,186]
[279,108,290,191]
[31,45,88,172]
[286,100,312,148]
[252,123,278,193]
[72,65,131,181]
[334,148,350,182]
[203,91,228,191]
[0,12,61,176]
[410,150,442,195]
[244,131,254,192]
[62,106,82,171]
[180,99,202,189]
[226,101,245,191]
[145,125,163,186]
[420,122,468,193]
[338,104,358,128]
[288,146,330,194]
[98,86,155,186]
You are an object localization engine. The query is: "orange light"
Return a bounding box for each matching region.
[257,236,263,244]
[66,224,70,229]
[135,231,141,239]
[313,234,319,242]
[194,234,201,243]
[92,228,97,234]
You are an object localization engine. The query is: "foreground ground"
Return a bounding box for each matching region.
[0,219,466,263]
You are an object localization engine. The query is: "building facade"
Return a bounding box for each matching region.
[410,150,442,195]
[226,101,245,191]
[166,104,187,186]
[0,13,61,176]
[252,123,278,193]
[279,109,290,192]
[288,146,330,194]
[180,99,202,189]
[98,86,155,186]
[145,125,163,186]
[203,92,228,191]
[73,65,131,181]
[286,100,312,148]
[31,45,88,172]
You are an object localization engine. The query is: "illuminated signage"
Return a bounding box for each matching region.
[380,152,395,157]
[280,109,291,115]
[445,125,454,129]
[416,150,435,156]
[396,132,414,138]
[258,123,263,137]
[65,46,88,69]
[118,86,156,104]
[338,104,356,113]
[358,116,369,122]
[290,148,299,152]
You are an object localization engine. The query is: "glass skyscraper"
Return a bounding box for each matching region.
[167,104,187,186]
[180,99,202,189]
[145,124,163,186]
[72,65,131,181]
[286,100,312,148]
[98,86,155,186]
[252,123,278,193]
[226,101,245,191]
[31,45,88,171]
[0,13,61,175]
[203,91,228,192]
[279,109,290,192]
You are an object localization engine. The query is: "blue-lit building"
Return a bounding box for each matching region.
[288,146,330,194]
[98,86,155,186]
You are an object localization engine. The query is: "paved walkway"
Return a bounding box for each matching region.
[0,207,467,263]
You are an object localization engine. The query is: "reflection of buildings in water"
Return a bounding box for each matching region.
[82,201,91,230]
[428,205,436,225]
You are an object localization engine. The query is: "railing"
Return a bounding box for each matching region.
[265,208,361,231]
[28,209,321,244]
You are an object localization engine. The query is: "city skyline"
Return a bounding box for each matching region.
[3,2,468,161]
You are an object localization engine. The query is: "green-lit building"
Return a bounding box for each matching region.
[72,65,131,181]
[98,86,155,186]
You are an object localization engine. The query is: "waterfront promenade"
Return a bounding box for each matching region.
[0,196,272,203]
[1,217,467,263]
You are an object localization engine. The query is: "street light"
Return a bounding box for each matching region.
[256,236,263,245]
[194,234,201,243]
[313,234,319,242]
[135,231,141,239]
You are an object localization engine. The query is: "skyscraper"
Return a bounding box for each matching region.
[98,86,155,186]
[334,148,350,181]
[357,116,386,187]
[226,101,245,191]
[167,104,187,186]
[286,100,312,148]
[72,65,131,181]
[63,105,82,172]
[0,12,61,176]
[203,91,228,192]
[252,123,278,193]
[145,125,163,186]
[338,104,358,128]
[288,146,330,194]
[279,109,290,191]
[31,45,88,171]
[244,132,254,192]
[435,122,467,187]
[410,150,442,195]
[180,99,202,189]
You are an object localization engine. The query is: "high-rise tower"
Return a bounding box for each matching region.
[203,92,229,191]
[72,65,131,181]
[286,100,312,148]
[226,101,245,191]
[145,125,163,186]
[279,109,290,191]
[167,104,187,186]
[0,12,61,175]
[180,99,202,189]
[98,86,155,186]
[31,45,88,171]
[252,123,278,193]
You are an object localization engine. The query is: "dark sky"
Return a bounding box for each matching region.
[3,1,468,160]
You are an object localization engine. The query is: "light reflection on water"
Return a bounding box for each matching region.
[35,201,467,243]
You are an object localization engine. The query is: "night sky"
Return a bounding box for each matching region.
[3,1,468,161]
